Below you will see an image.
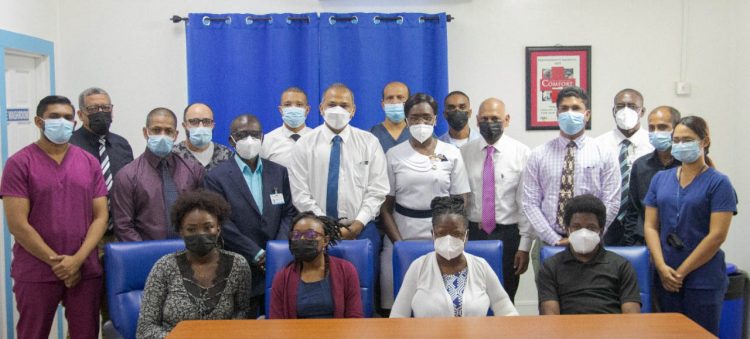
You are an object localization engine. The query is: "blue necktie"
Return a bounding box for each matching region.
[160,159,179,239]
[326,135,342,218]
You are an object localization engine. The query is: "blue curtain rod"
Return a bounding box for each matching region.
[170,14,454,24]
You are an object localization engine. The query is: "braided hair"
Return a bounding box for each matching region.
[290,211,343,274]
[430,195,467,229]
[290,211,342,249]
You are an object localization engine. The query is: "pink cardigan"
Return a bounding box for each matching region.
[268,256,364,319]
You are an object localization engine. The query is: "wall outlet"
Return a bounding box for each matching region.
[675,81,691,96]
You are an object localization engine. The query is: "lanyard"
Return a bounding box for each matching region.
[673,165,707,232]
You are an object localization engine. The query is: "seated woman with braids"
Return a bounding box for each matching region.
[390,196,518,318]
[136,189,252,339]
[268,211,363,318]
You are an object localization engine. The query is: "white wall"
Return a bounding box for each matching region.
[0,0,59,42]
[2,0,746,317]
[728,0,750,281]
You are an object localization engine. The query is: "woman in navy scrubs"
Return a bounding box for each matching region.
[643,116,737,335]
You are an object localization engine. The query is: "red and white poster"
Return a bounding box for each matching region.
[525,46,591,130]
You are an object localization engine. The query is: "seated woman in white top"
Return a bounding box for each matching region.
[390,196,518,318]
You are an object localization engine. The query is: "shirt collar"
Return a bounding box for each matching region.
[556,134,588,148]
[282,125,306,138]
[613,127,648,143]
[562,245,609,264]
[321,124,352,144]
[647,149,681,169]
[479,134,507,152]
[79,126,106,145]
[144,148,175,169]
[234,154,263,175]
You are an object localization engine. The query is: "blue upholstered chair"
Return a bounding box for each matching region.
[104,239,185,339]
[265,239,375,317]
[392,240,504,299]
[540,245,653,313]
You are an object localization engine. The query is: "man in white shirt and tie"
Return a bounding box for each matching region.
[261,87,314,168]
[461,98,532,302]
[595,89,653,246]
[522,86,620,274]
[290,82,389,255]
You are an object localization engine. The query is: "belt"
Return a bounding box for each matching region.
[394,203,432,219]
[468,221,519,229]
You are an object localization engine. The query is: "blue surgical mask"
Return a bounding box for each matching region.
[282,106,307,129]
[147,134,174,157]
[671,141,702,163]
[383,103,405,123]
[43,118,75,144]
[649,131,672,151]
[188,127,212,148]
[557,111,586,135]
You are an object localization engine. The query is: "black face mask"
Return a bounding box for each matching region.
[445,110,469,131]
[88,111,112,136]
[479,121,504,143]
[184,234,218,257]
[290,239,321,262]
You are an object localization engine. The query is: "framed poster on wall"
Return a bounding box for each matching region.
[525,45,591,130]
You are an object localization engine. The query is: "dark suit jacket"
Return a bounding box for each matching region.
[204,156,297,296]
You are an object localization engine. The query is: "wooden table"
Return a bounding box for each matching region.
[167,313,714,339]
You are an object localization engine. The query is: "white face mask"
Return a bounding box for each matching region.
[234,136,261,160]
[434,234,465,260]
[614,107,639,130]
[323,106,351,130]
[409,124,434,143]
[568,228,601,254]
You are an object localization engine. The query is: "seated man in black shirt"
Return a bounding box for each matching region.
[536,194,641,315]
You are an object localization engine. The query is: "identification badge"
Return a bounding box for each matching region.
[270,193,285,205]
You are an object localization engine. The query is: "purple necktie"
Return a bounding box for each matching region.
[481,145,496,234]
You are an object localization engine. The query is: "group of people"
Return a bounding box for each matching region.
[0,81,736,338]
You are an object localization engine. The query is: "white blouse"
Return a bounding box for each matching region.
[390,252,519,318]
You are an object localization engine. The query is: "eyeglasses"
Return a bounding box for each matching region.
[290,229,324,240]
[84,104,114,114]
[186,118,214,127]
[406,115,435,124]
[231,130,263,141]
[614,103,641,111]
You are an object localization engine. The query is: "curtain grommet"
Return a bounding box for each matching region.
[202,16,211,26]
[246,17,253,25]
[396,16,404,25]
[329,16,336,25]
[373,17,381,25]
[225,16,232,25]
[418,16,425,24]
[351,16,358,24]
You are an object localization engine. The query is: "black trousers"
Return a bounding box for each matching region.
[467,222,521,303]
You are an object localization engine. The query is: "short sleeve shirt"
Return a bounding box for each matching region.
[0,144,108,282]
[386,140,470,208]
[536,247,641,314]
[644,167,738,289]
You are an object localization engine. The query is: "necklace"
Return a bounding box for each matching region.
[678,164,707,186]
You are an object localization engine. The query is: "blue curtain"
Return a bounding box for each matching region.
[319,12,449,134]
[186,12,449,142]
[186,13,320,144]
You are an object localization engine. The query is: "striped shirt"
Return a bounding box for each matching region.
[521,135,621,245]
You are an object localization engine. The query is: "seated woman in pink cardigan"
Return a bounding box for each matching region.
[269,212,363,318]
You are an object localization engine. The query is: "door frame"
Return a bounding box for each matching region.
[0,29,55,339]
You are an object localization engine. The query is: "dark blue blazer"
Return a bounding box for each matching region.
[204,156,297,296]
